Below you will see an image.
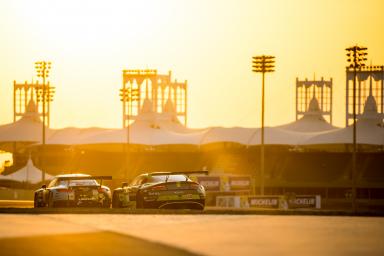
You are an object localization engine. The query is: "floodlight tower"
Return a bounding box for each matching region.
[345,45,368,212]
[119,86,139,178]
[252,55,275,195]
[35,61,51,182]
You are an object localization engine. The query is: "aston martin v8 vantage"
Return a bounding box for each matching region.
[34,174,112,208]
[112,171,207,210]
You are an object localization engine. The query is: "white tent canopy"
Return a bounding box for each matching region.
[0,115,53,143]
[77,116,206,146]
[200,127,257,145]
[0,158,53,183]
[304,95,384,145]
[42,102,205,146]
[0,99,52,143]
[1,96,383,148]
[248,127,314,145]
[277,97,337,133]
[46,127,112,145]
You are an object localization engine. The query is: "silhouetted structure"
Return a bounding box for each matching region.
[13,81,55,126]
[346,65,384,126]
[346,45,369,212]
[252,55,275,195]
[296,77,333,124]
[120,69,187,127]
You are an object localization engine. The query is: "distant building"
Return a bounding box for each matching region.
[13,80,55,127]
[296,77,333,124]
[345,65,384,127]
[120,69,187,127]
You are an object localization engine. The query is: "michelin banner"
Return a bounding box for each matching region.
[216,195,321,209]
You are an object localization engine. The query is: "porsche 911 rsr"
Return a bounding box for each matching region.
[34,174,112,208]
[112,171,207,210]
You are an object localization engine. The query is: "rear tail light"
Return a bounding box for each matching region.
[151,185,167,191]
[98,188,105,193]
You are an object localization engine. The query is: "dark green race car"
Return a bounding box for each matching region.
[112,171,207,210]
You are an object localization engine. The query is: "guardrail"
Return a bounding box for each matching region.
[0,189,34,200]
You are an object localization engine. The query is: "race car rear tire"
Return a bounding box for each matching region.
[47,192,55,208]
[33,194,39,208]
[136,193,144,209]
[102,198,111,208]
[112,192,121,208]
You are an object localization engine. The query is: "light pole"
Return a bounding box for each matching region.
[252,55,275,195]
[346,46,367,212]
[35,61,51,183]
[119,86,139,178]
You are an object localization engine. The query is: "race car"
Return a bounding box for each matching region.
[34,174,112,208]
[112,171,207,210]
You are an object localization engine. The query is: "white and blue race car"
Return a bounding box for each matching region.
[34,174,112,208]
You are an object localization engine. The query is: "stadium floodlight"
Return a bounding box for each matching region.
[345,45,368,212]
[119,86,140,178]
[252,55,275,195]
[35,61,52,183]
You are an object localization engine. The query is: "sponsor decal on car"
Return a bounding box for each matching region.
[157,194,200,201]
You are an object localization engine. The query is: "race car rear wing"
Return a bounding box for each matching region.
[58,176,112,186]
[149,171,209,176]
[149,171,208,182]
[57,176,113,181]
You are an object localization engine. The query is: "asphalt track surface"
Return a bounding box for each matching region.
[1,201,384,255]
[1,214,384,256]
[1,200,384,216]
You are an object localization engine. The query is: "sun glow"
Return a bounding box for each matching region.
[0,0,384,129]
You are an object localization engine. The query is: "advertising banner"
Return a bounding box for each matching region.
[228,176,251,191]
[197,176,221,191]
[288,195,321,209]
[215,194,321,209]
[216,196,249,208]
[248,196,280,209]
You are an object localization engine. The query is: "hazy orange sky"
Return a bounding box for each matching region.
[0,0,383,129]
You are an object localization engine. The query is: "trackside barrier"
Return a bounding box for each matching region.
[248,196,282,209]
[0,189,34,200]
[194,175,251,192]
[288,195,321,209]
[216,195,321,209]
[216,195,249,208]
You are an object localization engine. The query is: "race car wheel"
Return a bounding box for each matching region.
[136,192,144,209]
[102,197,111,208]
[33,194,39,208]
[112,192,121,208]
[47,192,55,208]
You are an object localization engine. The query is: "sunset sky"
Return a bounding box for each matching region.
[0,0,383,129]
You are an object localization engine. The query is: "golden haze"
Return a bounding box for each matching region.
[0,0,383,129]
